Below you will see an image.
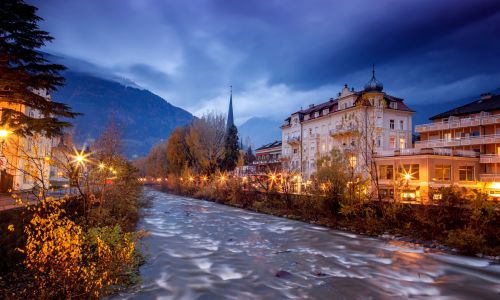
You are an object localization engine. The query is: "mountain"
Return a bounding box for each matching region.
[410,87,500,127]
[238,117,282,149]
[53,71,193,158]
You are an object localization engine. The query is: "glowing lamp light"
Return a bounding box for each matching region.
[404,173,412,181]
[75,154,85,163]
[0,129,11,138]
[220,176,226,182]
[202,176,208,181]
[242,176,248,182]
[99,163,105,169]
[189,176,194,182]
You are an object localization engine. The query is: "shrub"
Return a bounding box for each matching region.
[447,227,487,255]
[20,197,141,299]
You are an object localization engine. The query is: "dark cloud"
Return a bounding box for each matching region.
[29,0,500,122]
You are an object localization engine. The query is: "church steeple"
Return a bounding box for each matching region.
[226,85,234,129]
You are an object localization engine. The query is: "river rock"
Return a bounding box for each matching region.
[275,270,291,278]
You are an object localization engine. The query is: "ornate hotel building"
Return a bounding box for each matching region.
[281,68,413,180]
[281,68,500,202]
[375,93,500,202]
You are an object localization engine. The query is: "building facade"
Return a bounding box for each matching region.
[0,89,52,191]
[413,93,500,199]
[281,69,413,180]
[253,141,282,173]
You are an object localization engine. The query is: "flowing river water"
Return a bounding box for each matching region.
[115,188,500,299]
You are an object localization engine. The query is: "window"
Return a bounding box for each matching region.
[293,149,298,154]
[379,165,394,180]
[444,133,452,141]
[399,138,406,149]
[399,120,404,130]
[434,165,451,181]
[459,166,474,181]
[349,156,357,168]
[389,119,395,130]
[399,164,419,180]
[390,137,396,149]
[377,138,381,147]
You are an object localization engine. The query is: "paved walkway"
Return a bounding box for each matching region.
[0,188,75,211]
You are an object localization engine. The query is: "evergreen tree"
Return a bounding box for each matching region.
[221,124,239,171]
[0,0,78,137]
[243,146,256,165]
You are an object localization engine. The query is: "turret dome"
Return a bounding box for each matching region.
[364,65,383,92]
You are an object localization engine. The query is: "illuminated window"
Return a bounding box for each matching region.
[349,156,357,168]
[399,164,419,180]
[379,165,394,180]
[399,138,406,149]
[434,165,451,181]
[459,166,474,181]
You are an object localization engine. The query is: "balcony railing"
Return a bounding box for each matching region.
[415,134,500,148]
[375,147,479,158]
[480,173,500,182]
[253,159,281,165]
[415,114,500,133]
[329,125,359,136]
[286,136,301,145]
[480,154,500,164]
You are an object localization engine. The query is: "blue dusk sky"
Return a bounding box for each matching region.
[31,0,500,124]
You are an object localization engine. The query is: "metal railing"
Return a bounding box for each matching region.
[415,114,500,133]
[416,134,500,148]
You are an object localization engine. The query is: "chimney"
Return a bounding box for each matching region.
[480,93,492,100]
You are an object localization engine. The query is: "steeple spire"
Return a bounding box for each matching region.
[226,85,234,129]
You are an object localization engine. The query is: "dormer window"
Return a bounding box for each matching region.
[389,102,397,109]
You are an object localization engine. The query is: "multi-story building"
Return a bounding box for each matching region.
[253,141,282,173]
[414,93,500,198]
[0,89,52,192]
[281,68,413,180]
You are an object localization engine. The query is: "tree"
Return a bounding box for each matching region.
[243,146,256,165]
[185,113,225,174]
[166,126,190,175]
[0,0,78,137]
[221,124,239,171]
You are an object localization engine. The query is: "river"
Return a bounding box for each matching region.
[114,188,500,299]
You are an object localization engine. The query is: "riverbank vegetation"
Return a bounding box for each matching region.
[0,124,145,299]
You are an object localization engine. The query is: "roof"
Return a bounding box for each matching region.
[285,90,412,123]
[429,93,500,120]
[256,140,282,151]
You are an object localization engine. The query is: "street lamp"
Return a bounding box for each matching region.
[0,129,12,138]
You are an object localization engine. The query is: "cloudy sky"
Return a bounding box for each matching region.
[31,0,500,124]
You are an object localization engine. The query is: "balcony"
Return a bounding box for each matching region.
[253,159,281,165]
[329,125,359,136]
[286,136,301,145]
[480,154,500,164]
[415,114,500,133]
[480,173,500,182]
[415,134,500,148]
[375,147,479,158]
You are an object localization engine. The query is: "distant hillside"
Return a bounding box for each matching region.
[411,87,500,126]
[53,71,193,157]
[239,117,282,149]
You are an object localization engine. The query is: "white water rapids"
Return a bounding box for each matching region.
[113,188,500,299]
